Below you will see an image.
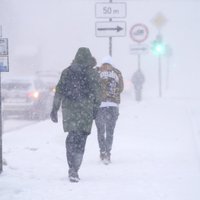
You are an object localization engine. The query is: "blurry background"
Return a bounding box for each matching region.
[0,0,200,98]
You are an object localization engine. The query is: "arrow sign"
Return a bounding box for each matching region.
[129,44,149,55]
[97,26,123,32]
[96,21,126,37]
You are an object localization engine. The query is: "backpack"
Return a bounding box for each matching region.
[64,66,90,101]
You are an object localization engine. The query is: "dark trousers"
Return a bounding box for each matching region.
[65,131,88,172]
[95,107,119,155]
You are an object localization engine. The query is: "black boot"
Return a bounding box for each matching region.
[100,151,106,161]
[103,152,111,165]
[68,168,80,183]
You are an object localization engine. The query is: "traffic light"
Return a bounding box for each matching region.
[151,38,166,56]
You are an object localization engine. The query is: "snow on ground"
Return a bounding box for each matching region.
[1,96,200,200]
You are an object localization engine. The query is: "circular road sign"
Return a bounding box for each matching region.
[130,23,149,43]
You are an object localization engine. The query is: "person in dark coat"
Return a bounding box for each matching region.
[50,47,101,182]
[95,56,124,164]
[131,69,145,101]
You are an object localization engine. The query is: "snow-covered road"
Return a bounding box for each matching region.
[1,98,200,200]
[3,119,38,133]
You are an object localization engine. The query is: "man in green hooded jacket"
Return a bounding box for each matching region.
[50,47,101,182]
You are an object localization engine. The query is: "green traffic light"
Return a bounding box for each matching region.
[151,41,166,56]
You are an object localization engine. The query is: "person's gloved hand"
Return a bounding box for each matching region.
[50,109,58,123]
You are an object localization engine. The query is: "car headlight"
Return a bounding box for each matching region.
[28,91,40,99]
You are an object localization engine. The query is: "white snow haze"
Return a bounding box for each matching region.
[0,0,200,200]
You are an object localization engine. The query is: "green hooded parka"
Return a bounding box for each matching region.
[52,47,101,134]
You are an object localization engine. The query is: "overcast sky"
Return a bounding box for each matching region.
[0,0,200,96]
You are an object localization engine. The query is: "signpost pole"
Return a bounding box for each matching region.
[0,26,8,174]
[0,26,2,174]
[109,0,112,56]
[0,25,2,37]
[137,54,141,70]
[158,55,162,97]
[151,13,167,97]
[109,37,112,56]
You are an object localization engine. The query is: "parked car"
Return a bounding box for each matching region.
[35,70,60,93]
[2,76,54,120]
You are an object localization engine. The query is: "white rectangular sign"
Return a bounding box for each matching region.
[95,3,126,18]
[0,38,8,56]
[129,44,149,55]
[96,21,126,37]
[0,56,9,72]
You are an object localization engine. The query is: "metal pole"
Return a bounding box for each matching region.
[158,55,162,97]
[0,26,2,173]
[109,37,112,56]
[109,20,112,56]
[0,25,2,37]
[165,56,170,89]
[138,54,141,70]
[109,0,112,56]
[0,72,2,173]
